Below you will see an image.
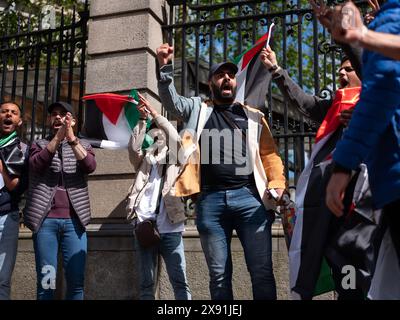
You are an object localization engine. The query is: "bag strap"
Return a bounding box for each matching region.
[219,109,247,143]
[154,163,167,215]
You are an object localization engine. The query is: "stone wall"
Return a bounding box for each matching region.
[11,225,292,300]
[11,146,333,300]
[85,0,166,109]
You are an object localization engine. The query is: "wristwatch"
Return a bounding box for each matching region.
[67,138,80,146]
[269,64,279,72]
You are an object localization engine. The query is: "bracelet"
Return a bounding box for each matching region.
[67,138,79,146]
[139,117,147,121]
[272,66,281,75]
[268,64,279,72]
[271,66,282,79]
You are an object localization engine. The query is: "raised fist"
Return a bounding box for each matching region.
[156,43,174,68]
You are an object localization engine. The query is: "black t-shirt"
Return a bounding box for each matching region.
[199,103,255,191]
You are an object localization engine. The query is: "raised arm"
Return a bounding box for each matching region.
[260,47,332,123]
[137,93,184,154]
[357,32,400,61]
[156,44,201,122]
[64,112,96,174]
[309,0,364,79]
[128,117,147,172]
[329,1,400,61]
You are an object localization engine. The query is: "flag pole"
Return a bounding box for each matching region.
[265,22,275,49]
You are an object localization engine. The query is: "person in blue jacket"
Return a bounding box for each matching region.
[326,0,400,273]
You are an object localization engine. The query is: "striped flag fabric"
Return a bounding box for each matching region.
[234,27,272,111]
[325,163,385,299]
[82,89,152,149]
[288,87,361,299]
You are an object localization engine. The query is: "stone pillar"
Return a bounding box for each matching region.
[86,0,168,109]
[83,0,169,299]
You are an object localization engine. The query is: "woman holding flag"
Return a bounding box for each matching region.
[126,94,191,300]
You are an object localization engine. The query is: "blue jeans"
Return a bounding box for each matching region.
[0,211,19,300]
[33,217,87,300]
[196,186,276,300]
[135,232,191,300]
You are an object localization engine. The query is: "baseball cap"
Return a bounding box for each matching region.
[48,101,74,116]
[208,62,238,81]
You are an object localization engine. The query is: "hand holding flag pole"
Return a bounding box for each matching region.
[137,93,158,118]
[82,90,149,149]
[234,22,276,107]
[137,93,151,115]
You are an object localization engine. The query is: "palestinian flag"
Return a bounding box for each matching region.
[82,89,152,149]
[324,163,385,299]
[288,87,361,299]
[234,26,273,111]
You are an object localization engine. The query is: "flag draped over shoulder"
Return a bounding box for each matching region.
[82,89,153,149]
[315,87,361,143]
[288,87,361,299]
[234,30,271,111]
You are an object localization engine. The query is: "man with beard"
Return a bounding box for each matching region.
[261,48,369,299]
[24,102,96,300]
[0,101,28,299]
[156,44,286,300]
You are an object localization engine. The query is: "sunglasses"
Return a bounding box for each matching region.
[214,71,236,79]
[338,66,355,73]
[50,111,67,117]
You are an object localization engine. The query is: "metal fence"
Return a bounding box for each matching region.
[0,1,89,142]
[163,0,369,189]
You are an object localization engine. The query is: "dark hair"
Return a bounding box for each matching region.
[146,120,159,142]
[0,100,22,113]
[340,54,350,65]
[148,120,158,131]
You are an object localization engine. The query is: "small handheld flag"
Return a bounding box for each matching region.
[82,89,153,149]
[234,24,274,111]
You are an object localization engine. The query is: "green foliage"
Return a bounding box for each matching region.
[0,0,86,36]
[0,1,88,69]
[171,0,343,94]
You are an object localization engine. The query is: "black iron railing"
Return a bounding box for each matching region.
[0,0,89,142]
[163,0,369,188]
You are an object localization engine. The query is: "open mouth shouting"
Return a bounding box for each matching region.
[339,77,349,89]
[53,120,65,130]
[220,81,233,96]
[0,117,18,133]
